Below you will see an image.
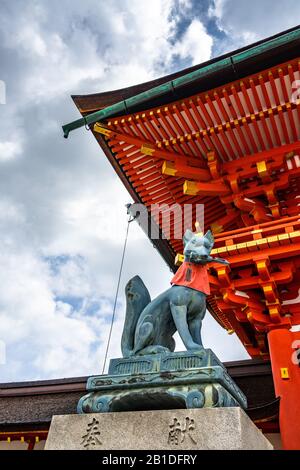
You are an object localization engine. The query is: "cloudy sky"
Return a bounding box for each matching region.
[0,0,299,382]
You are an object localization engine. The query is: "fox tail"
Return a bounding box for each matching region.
[121,275,151,357]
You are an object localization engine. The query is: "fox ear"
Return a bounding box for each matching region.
[183,229,194,246]
[204,230,214,246]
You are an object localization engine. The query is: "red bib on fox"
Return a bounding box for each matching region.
[171,261,210,295]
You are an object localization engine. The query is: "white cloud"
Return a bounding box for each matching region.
[173,19,213,65]
[208,0,225,22]
[16,27,48,57]
[209,0,300,49]
[0,141,22,161]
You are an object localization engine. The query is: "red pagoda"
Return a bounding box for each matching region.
[63,26,300,450]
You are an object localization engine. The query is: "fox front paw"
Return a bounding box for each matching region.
[187,342,204,352]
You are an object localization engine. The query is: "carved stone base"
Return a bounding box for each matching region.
[45,408,273,450]
[108,348,223,374]
[78,351,247,413]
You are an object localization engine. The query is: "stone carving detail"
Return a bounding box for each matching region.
[113,359,152,375]
[168,417,197,445]
[81,418,102,449]
[77,357,247,414]
[186,390,205,409]
[108,349,221,375]
[161,355,203,370]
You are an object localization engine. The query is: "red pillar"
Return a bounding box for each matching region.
[268,328,300,450]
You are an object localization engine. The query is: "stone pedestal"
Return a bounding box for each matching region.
[78,350,247,413]
[45,408,273,450]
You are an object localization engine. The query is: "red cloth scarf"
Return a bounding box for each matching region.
[171,261,210,295]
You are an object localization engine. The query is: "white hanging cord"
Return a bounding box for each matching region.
[101,205,137,374]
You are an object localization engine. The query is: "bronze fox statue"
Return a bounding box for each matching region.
[121,229,229,357]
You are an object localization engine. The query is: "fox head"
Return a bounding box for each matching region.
[183,229,214,264]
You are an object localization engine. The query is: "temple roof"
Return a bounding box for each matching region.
[72,25,300,120]
[71,25,300,264]
[69,26,300,357]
